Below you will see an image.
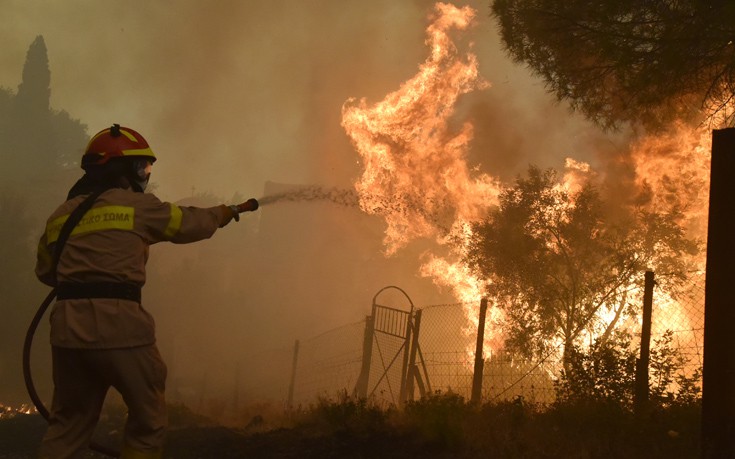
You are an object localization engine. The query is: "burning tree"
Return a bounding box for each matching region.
[465,164,698,371]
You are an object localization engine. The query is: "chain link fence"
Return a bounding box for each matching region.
[290,320,365,406]
[185,272,706,413]
[651,272,705,373]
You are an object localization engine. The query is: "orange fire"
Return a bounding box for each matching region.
[627,123,710,355]
[630,122,711,252]
[342,2,711,363]
[341,2,499,254]
[341,2,503,353]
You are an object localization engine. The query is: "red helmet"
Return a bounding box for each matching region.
[81,124,156,169]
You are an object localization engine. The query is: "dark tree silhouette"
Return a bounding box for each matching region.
[15,35,51,114]
[0,35,87,202]
[0,35,88,404]
[491,1,735,129]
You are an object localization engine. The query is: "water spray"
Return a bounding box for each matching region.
[253,185,456,237]
[255,185,359,207]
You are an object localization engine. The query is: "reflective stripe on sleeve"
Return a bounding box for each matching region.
[46,206,135,244]
[164,203,183,239]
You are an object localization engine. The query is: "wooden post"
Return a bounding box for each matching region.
[702,128,735,458]
[405,309,423,402]
[471,298,489,404]
[286,339,299,411]
[634,271,655,415]
[233,361,240,415]
[354,314,374,398]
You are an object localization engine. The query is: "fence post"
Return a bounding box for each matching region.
[405,309,423,402]
[471,298,489,404]
[634,271,655,415]
[286,339,300,411]
[703,128,735,458]
[354,314,374,398]
[398,308,414,404]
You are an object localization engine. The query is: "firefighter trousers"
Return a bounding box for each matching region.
[39,345,167,459]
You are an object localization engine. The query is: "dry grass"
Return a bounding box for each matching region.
[0,393,700,458]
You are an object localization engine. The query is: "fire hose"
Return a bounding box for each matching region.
[23,197,259,458]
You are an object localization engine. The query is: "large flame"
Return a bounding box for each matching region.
[341,2,503,354]
[630,122,711,250]
[342,2,499,255]
[342,2,710,366]
[627,123,710,361]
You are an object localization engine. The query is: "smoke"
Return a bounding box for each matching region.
[0,0,649,410]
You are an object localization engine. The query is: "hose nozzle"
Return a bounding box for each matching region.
[235,198,259,213]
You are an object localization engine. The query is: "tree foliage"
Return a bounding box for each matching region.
[491,0,735,129]
[555,330,701,407]
[465,166,697,368]
[0,35,87,197]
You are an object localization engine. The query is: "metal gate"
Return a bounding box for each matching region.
[354,286,431,405]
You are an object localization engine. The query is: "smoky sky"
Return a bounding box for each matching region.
[0,1,632,407]
[0,0,615,200]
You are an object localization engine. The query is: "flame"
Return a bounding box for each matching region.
[342,2,499,254]
[627,122,710,364]
[630,122,711,250]
[341,2,504,354]
[0,403,37,419]
[342,1,505,342]
[342,2,711,371]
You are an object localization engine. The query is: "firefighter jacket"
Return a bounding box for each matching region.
[35,188,225,349]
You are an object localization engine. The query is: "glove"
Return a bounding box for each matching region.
[218,204,239,228]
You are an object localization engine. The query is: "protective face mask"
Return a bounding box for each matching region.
[132,159,152,192]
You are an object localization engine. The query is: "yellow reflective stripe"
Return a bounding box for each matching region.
[46,206,135,244]
[119,129,137,142]
[164,203,183,238]
[121,147,156,159]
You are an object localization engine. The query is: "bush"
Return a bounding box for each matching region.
[555,330,701,409]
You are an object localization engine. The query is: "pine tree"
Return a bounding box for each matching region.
[0,35,86,200]
[15,35,51,113]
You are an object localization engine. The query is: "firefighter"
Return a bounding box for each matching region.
[35,124,244,459]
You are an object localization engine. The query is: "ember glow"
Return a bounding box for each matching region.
[0,403,36,419]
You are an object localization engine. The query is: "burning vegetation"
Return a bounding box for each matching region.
[342,2,708,383]
[1,0,723,456]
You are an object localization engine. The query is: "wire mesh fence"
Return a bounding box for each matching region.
[414,303,475,398]
[191,271,706,413]
[290,320,365,405]
[651,271,705,373]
